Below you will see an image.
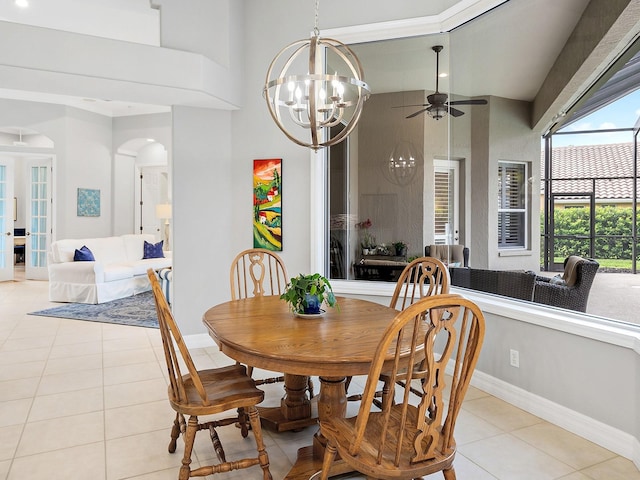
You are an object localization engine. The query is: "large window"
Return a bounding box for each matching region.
[498,161,528,249]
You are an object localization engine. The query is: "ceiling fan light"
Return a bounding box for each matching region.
[427,105,446,120]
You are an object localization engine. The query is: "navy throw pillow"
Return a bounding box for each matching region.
[73,245,95,262]
[143,240,164,259]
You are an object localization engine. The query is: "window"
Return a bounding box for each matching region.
[434,159,460,245]
[498,161,528,249]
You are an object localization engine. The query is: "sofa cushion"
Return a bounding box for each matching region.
[143,240,164,259]
[73,245,95,262]
[129,258,172,276]
[103,264,134,282]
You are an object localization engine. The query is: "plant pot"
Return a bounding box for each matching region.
[303,293,321,314]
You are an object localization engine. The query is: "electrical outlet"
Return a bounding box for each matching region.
[510,349,520,368]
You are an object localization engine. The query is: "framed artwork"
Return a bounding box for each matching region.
[77,188,101,217]
[253,159,282,251]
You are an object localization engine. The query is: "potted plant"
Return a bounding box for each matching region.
[356,218,376,255]
[280,273,338,315]
[393,241,408,257]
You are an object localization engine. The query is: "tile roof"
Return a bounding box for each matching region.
[541,142,639,200]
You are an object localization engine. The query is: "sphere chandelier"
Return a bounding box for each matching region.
[263,0,370,150]
[384,141,420,186]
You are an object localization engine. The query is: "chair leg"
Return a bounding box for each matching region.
[179,416,198,480]
[168,412,182,453]
[443,466,457,479]
[247,406,273,480]
[381,376,394,408]
[319,441,338,480]
[237,407,250,438]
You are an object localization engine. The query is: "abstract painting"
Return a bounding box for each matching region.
[77,188,100,217]
[253,159,282,251]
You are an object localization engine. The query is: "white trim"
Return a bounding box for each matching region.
[470,369,639,466]
[331,282,640,352]
[322,0,508,43]
[498,249,532,257]
[455,287,640,353]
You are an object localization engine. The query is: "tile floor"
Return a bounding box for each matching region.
[1,273,639,480]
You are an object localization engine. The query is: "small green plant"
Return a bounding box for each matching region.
[392,241,407,256]
[280,273,338,314]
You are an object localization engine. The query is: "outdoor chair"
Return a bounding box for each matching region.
[425,244,469,268]
[147,269,272,480]
[318,294,485,480]
[533,256,599,312]
[229,248,314,397]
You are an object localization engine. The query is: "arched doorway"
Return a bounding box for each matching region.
[115,138,170,245]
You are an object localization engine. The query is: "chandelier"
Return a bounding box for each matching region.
[263,0,370,150]
[384,141,420,186]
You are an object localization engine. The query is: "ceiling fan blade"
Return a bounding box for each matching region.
[448,106,465,117]
[392,104,430,109]
[448,99,488,106]
[406,108,429,119]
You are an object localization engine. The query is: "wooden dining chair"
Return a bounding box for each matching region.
[147,270,272,480]
[347,256,450,407]
[318,294,485,480]
[230,248,288,300]
[229,248,314,397]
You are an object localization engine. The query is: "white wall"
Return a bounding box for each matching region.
[172,106,233,335]
[61,109,113,239]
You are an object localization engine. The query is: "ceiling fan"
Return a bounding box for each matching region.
[398,45,487,120]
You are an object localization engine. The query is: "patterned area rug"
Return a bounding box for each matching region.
[29,291,158,328]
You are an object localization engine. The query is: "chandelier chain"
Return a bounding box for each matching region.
[313,0,320,36]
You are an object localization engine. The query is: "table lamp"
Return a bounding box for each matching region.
[155,203,172,250]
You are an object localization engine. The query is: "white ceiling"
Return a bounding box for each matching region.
[0,0,600,118]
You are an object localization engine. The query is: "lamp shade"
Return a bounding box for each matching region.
[155,203,172,220]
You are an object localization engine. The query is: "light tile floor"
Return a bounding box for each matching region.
[1,274,639,480]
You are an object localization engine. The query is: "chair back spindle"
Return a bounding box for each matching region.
[230,248,288,300]
[390,257,450,310]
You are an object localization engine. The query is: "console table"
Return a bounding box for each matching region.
[353,255,408,281]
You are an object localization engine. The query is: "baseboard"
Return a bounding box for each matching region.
[471,370,639,468]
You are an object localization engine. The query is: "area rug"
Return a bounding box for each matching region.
[29,291,158,328]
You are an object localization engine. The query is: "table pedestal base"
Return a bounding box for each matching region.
[284,446,350,480]
[284,376,352,479]
[259,374,318,433]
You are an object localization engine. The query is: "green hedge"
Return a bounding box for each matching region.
[541,206,640,261]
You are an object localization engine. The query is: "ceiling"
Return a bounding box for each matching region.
[0,0,626,122]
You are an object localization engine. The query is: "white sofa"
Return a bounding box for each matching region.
[48,234,172,304]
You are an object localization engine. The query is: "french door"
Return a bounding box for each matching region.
[433,159,460,245]
[25,158,52,280]
[0,158,16,281]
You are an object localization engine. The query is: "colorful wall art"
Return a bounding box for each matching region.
[253,159,282,251]
[77,188,101,217]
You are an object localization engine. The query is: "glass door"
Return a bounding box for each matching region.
[25,158,51,280]
[0,158,15,282]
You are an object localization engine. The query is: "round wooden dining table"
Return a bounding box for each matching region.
[202,295,400,480]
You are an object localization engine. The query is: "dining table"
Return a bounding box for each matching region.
[202,294,404,480]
